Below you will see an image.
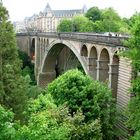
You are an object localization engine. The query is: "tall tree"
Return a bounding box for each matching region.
[72,16,93,32]
[57,19,72,32]
[100,7,122,32]
[85,7,102,22]
[124,14,140,139]
[0,3,27,119]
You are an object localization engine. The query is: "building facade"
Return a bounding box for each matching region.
[13,21,26,33]
[24,3,87,32]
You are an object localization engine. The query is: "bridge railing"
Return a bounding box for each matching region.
[39,32,129,46]
[17,32,129,46]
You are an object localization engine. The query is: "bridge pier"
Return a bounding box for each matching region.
[35,37,40,77]
[87,57,97,80]
[37,71,56,88]
[97,60,109,82]
[109,64,119,97]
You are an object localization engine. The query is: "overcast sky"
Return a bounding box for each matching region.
[2,0,140,21]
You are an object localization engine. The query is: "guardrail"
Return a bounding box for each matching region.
[17,32,129,46]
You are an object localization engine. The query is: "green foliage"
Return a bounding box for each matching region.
[124,13,140,139]
[0,105,16,140]
[127,90,140,131]
[129,131,140,140]
[85,6,102,22]
[17,94,102,140]
[18,50,31,69]
[127,77,140,139]
[57,16,95,32]
[47,69,116,139]
[69,113,102,140]
[57,19,72,32]
[72,16,93,32]
[16,94,70,140]
[18,50,36,85]
[99,7,122,32]
[58,6,129,33]
[0,3,29,120]
[128,12,140,30]
[124,15,140,70]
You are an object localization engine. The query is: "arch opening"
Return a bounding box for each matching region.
[99,48,110,82]
[89,46,97,79]
[31,38,35,62]
[45,39,49,52]
[43,39,45,52]
[40,43,85,87]
[111,52,119,97]
[81,45,88,57]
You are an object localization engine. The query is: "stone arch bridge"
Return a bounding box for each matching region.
[17,32,132,111]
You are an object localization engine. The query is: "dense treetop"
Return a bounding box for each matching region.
[57,6,131,34]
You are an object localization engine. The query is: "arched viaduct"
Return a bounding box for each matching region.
[17,32,132,112]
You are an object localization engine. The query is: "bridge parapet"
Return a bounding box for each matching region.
[40,32,129,46]
[17,32,129,46]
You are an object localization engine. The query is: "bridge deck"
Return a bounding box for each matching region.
[17,32,129,46]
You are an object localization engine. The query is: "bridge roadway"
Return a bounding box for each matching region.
[17,32,128,45]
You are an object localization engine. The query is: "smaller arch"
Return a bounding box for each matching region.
[99,48,110,82]
[46,38,49,45]
[38,37,40,43]
[46,38,49,49]
[113,52,119,65]
[30,38,35,61]
[81,44,88,57]
[43,38,45,52]
[100,48,110,60]
[89,46,97,58]
[89,46,98,79]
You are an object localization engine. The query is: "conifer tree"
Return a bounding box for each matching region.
[0,3,27,119]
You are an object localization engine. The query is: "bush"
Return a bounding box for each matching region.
[18,94,102,140]
[0,105,16,140]
[47,69,116,139]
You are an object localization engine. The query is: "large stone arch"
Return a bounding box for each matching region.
[88,46,98,79]
[39,40,88,87]
[98,48,110,82]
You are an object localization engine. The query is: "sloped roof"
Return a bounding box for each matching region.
[53,9,82,17]
[25,3,85,21]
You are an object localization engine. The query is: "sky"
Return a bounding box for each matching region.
[2,0,140,22]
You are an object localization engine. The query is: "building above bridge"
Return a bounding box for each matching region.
[23,3,86,32]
